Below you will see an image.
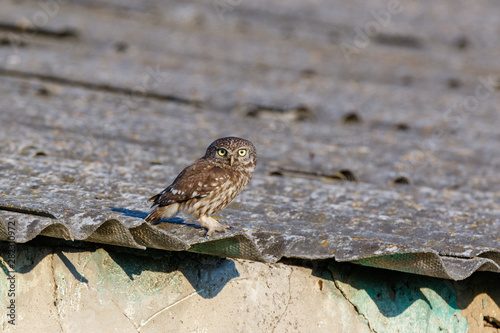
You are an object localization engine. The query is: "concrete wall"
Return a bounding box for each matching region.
[1,239,499,332]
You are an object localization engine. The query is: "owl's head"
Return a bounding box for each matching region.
[204,137,257,172]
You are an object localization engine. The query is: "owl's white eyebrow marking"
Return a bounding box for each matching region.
[192,191,198,196]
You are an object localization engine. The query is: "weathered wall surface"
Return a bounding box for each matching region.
[1,240,499,332]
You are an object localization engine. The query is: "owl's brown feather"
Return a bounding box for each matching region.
[150,160,230,207]
[145,137,257,236]
[147,193,161,203]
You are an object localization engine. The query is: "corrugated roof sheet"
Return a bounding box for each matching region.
[1,0,499,280]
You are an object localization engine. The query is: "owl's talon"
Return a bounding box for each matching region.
[204,223,231,237]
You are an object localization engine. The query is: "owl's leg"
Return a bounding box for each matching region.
[198,215,230,237]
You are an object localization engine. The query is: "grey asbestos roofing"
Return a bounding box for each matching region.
[1,0,499,280]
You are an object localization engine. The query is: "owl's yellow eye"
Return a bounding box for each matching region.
[217,148,227,156]
[238,149,247,157]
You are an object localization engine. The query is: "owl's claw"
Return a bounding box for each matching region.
[204,223,231,237]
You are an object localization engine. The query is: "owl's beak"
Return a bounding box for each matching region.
[230,155,235,167]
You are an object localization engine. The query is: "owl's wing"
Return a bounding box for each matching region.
[150,161,230,206]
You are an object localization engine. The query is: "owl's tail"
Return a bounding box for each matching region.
[145,207,163,224]
[145,203,180,224]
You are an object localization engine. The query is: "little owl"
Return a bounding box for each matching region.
[145,137,257,236]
